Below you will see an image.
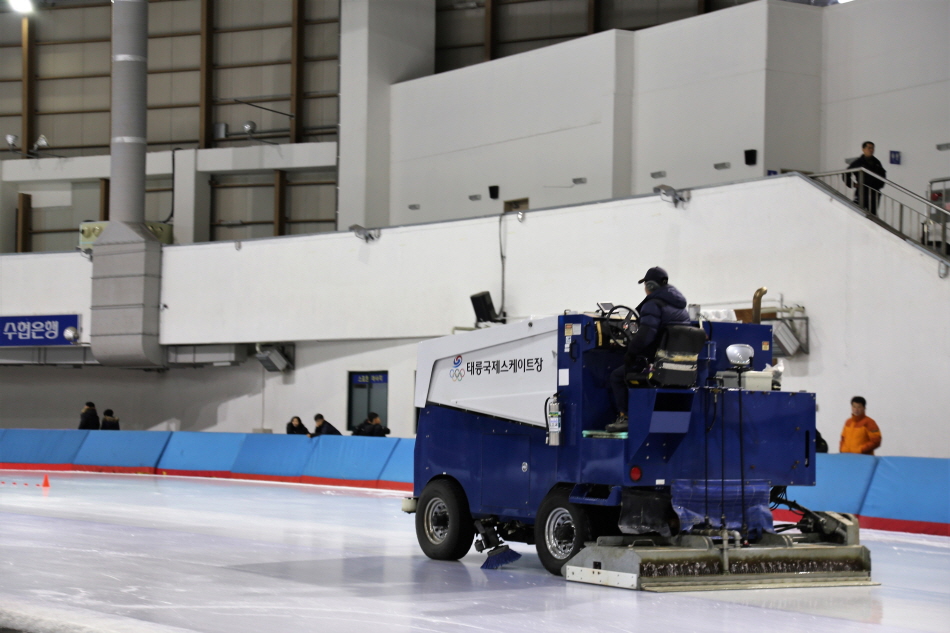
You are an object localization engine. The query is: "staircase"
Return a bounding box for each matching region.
[808,168,950,268]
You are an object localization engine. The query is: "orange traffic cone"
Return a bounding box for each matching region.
[41,475,50,488]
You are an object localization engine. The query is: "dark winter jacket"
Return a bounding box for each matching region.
[627,284,690,361]
[78,409,100,431]
[312,420,342,436]
[845,154,886,191]
[286,421,310,435]
[100,416,120,431]
[353,421,390,437]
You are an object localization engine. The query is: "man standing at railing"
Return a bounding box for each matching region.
[845,141,887,216]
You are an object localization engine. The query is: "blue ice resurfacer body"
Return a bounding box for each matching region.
[410,312,872,591]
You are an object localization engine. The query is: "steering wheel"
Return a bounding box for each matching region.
[602,305,638,348]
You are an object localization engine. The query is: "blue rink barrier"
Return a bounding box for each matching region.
[72,431,173,474]
[301,436,406,490]
[379,439,414,487]
[0,429,90,470]
[858,457,950,536]
[785,453,878,515]
[0,431,944,534]
[157,432,247,478]
[230,433,316,482]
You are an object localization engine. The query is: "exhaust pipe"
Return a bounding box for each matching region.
[751,287,768,324]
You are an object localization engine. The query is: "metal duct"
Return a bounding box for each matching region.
[90,0,164,368]
[109,0,148,224]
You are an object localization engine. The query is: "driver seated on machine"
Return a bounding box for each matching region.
[606,266,690,433]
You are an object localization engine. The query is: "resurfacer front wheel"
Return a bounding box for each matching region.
[535,489,591,576]
[416,479,475,561]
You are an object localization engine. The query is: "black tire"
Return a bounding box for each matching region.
[534,488,592,576]
[416,479,475,561]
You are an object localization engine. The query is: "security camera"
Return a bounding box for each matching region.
[63,327,80,343]
[349,224,380,243]
[653,184,690,208]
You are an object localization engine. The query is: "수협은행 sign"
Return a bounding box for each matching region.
[0,315,80,347]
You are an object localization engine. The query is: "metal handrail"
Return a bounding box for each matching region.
[810,167,949,220]
[807,167,949,266]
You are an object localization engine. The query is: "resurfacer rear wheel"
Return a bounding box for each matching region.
[416,479,475,561]
[535,489,591,576]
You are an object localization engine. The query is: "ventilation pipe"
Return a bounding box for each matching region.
[751,287,768,324]
[90,0,164,367]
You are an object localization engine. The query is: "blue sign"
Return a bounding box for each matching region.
[767,170,778,176]
[0,314,79,347]
[889,150,901,165]
[351,372,388,385]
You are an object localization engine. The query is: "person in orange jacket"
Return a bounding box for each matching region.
[840,396,881,455]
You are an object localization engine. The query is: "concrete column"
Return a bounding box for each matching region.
[171,149,211,244]
[337,0,435,231]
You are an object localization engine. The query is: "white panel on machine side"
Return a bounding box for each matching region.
[416,316,558,427]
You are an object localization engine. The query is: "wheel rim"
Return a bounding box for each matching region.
[424,497,450,544]
[545,507,575,559]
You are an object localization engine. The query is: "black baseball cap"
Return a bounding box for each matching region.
[638,266,669,285]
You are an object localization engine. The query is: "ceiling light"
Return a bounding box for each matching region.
[10,0,34,14]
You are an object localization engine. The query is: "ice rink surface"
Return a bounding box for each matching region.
[0,471,947,633]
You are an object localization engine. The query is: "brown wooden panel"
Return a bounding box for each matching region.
[274,170,287,237]
[17,193,32,253]
[199,0,214,148]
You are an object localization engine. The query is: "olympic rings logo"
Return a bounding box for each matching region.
[449,368,465,381]
[453,355,463,367]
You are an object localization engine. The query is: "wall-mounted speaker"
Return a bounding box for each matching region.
[488,185,499,199]
[745,149,758,166]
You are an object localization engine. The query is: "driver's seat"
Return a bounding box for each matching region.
[626,325,707,388]
[652,325,707,387]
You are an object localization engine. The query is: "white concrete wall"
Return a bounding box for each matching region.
[0,251,92,344]
[822,0,950,193]
[764,0,823,175]
[391,0,949,223]
[632,2,768,193]
[159,215,501,344]
[4,174,948,457]
[337,0,435,231]
[390,30,634,225]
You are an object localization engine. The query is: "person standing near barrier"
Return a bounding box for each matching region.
[840,396,881,455]
[100,409,120,431]
[286,416,310,435]
[845,141,886,216]
[353,412,391,437]
[78,402,99,430]
[311,414,341,437]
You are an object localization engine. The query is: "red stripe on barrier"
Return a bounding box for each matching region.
[0,463,73,471]
[230,473,302,484]
[772,509,949,537]
[157,469,233,479]
[772,509,801,523]
[376,480,413,493]
[300,476,379,489]
[72,465,157,475]
[857,515,950,537]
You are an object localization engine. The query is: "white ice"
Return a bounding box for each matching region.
[0,471,947,633]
